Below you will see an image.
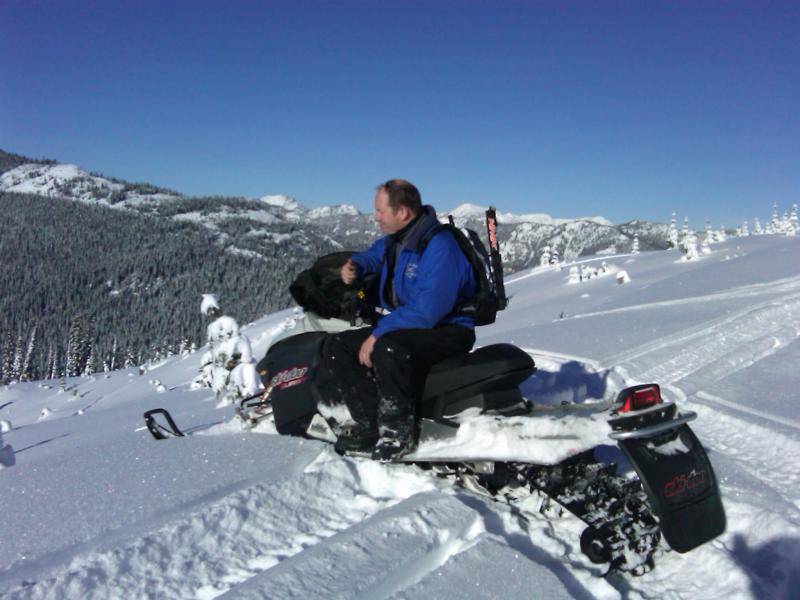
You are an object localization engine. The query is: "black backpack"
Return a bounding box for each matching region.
[421,208,508,326]
[289,251,379,324]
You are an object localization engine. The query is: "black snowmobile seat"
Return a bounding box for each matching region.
[423,343,535,399]
[420,344,535,419]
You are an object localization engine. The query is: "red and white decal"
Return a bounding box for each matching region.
[270,366,309,390]
[664,469,707,498]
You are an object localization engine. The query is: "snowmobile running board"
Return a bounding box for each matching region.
[608,411,697,441]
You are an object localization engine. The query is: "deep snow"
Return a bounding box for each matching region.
[1,234,799,599]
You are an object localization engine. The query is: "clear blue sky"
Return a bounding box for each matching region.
[2,1,798,226]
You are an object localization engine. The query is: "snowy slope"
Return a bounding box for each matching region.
[2,235,799,599]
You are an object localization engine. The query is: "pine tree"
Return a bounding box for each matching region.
[568,265,580,284]
[0,331,14,383]
[83,347,96,377]
[539,246,551,267]
[65,315,91,377]
[631,233,640,255]
[682,228,700,261]
[44,344,54,381]
[550,247,559,265]
[701,232,711,254]
[50,348,60,380]
[109,337,118,371]
[753,218,762,235]
[20,324,37,381]
[668,212,679,248]
[11,333,24,382]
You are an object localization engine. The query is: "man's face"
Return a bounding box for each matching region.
[374,188,411,234]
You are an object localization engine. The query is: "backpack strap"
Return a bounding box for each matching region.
[418,223,451,254]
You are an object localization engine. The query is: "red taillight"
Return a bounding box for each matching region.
[619,384,662,413]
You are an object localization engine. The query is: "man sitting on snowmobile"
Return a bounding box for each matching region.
[317,179,477,461]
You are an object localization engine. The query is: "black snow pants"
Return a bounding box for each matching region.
[316,325,475,438]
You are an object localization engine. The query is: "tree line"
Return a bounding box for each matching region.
[0,192,339,383]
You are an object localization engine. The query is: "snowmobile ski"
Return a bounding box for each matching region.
[143,408,185,440]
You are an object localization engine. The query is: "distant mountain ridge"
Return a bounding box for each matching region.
[0,150,670,273]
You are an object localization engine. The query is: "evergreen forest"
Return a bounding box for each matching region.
[0,192,337,382]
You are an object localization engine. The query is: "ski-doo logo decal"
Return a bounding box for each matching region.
[270,366,309,389]
[488,216,499,251]
[664,469,707,499]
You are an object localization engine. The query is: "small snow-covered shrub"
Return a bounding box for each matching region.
[616,271,631,284]
[0,420,11,433]
[567,266,580,285]
[194,296,261,406]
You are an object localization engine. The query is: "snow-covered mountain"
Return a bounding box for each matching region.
[0,153,671,272]
[2,234,799,598]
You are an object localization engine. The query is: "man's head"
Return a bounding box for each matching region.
[374,179,422,235]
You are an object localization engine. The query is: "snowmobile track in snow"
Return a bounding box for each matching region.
[603,279,800,397]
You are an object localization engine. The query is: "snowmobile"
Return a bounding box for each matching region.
[144,208,726,575]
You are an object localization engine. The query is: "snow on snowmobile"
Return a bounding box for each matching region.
[144,208,726,575]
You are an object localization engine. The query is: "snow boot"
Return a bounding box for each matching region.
[371,436,415,462]
[334,424,378,456]
[371,417,416,462]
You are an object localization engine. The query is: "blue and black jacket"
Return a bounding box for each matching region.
[350,205,476,339]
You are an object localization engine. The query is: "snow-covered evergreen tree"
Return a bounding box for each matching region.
[0,331,14,383]
[790,204,798,233]
[716,225,727,242]
[741,220,749,236]
[567,265,580,284]
[631,234,640,255]
[11,333,24,382]
[580,265,597,280]
[550,247,559,265]
[65,317,82,377]
[20,325,37,381]
[680,217,689,245]
[681,228,700,261]
[83,347,96,377]
[668,212,679,248]
[753,218,762,235]
[194,295,260,406]
[44,345,54,380]
[771,203,779,232]
[701,233,711,255]
[780,211,791,235]
[109,337,118,371]
[539,246,551,267]
[49,348,60,380]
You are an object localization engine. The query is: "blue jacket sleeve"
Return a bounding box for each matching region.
[372,234,469,338]
[350,237,386,277]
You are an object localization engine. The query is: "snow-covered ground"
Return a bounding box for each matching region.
[2,235,799,599]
